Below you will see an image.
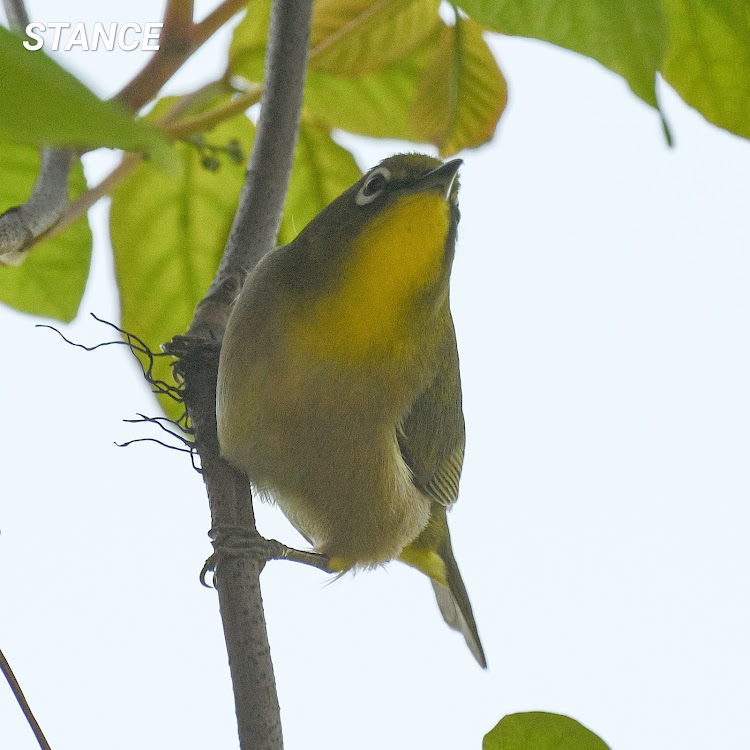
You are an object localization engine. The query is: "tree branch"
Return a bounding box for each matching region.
[52,153,141,236]
[3,0,29,29]
[164,84,261,140]
[165,0,314,746]
[115,0,246,113]
[0,148,74,265]
[194,0,249,41]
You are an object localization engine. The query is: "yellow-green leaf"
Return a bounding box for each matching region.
[110,114,254,419]
[484,712,611,750]
[662,0,750,139]
[0,26,171,165]
[0,143,92,322]
[228,0,271,83]
[309,0,441,77]
[279,119,362,245]
[229,0,441,142]
[304,31,439,141]
[411,17,507,155]
[456,0,667,108]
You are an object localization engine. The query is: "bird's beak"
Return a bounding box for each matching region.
[417,159,462,200]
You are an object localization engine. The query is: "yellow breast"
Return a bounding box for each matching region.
[291,192,450,363]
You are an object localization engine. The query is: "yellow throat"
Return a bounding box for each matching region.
[293,191,451,362]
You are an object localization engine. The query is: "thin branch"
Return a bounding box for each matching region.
[3,0,30,30]
[0,148,74,264]
[194,0,249,41]
[115,0,246,113]
[52,153,141,236]
[158,77,231,124]
[0,648,52,750]
[162,0,195,38]
[163,86,262,140]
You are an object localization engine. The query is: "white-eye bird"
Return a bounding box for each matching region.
[217,153,486,667]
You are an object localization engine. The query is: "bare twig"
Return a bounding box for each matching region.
[115,0,247,113]
[3,0,29,29]
[0,149,74,265]
[52,154,141,236]
[0,648,52,750]
[194,0,249,41]
[164,85,262,140]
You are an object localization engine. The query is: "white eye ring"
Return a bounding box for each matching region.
[355,166,391,206]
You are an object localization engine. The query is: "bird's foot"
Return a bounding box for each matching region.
[200,525,331,587]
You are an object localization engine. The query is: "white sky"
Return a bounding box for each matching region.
[2,2,749,750]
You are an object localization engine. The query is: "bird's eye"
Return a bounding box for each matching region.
[355,167,391,206]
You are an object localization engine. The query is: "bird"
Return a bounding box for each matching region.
[216,153,486,667]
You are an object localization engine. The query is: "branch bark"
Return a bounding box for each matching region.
[3,0,29,29]
[0,148,74,265]
[165,0,314,747]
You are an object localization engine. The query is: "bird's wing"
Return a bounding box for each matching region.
[398,314,465,508]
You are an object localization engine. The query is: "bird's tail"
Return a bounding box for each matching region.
[400,510,487,668]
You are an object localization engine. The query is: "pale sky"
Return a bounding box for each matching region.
[2,2,749,750]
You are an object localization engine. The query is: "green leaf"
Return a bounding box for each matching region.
[662,0,750,139]
[110,113,255,419]
[304,33,440,141]
[0,143,92,322]
[456,0,667,107]
[230,0,443,142]
[0,25,171,165]
[411,17,507,155]
[484,712,611,750]
[228,1,271,83]
[309,0,442,77]
[279,120,362,245]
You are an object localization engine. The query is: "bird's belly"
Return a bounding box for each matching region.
[227,362,430,568]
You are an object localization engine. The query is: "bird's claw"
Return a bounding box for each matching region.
[199,525,332,587]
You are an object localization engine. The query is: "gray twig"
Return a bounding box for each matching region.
[0,0,75,264]
[3,0,30,29]
[0,149,74,264]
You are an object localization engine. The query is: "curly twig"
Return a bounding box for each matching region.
[37,313,184,406]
